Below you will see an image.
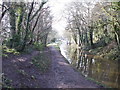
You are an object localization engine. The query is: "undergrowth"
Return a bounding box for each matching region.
[2,74,12,88]
[89,44,119,61]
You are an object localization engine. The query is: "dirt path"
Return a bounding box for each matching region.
[45,46,101,88]
[3,46,102,88]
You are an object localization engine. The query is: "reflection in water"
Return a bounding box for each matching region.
[60,43,119,88]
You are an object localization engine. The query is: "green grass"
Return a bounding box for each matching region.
[47,43,60,50]
[32,52,51,73]
[54,45,60,50]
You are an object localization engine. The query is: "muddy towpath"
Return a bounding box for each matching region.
[45,46,101,88]
[3,46,103,88]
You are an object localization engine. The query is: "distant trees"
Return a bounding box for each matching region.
[65,1,120,50]
[65,2,92,48]
[1,1,53,51]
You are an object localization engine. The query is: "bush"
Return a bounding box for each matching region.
[34,42,44,51]
[4,34,23,51]
[23,45,34,54]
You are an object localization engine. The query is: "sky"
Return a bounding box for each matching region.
[47,0,97,36]
[47,0,74,36]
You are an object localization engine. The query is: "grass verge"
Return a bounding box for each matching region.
[47,43,60,50]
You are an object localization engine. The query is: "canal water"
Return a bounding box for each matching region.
[60,42,119,88]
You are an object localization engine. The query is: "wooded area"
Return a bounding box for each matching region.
[65,2,120,49]
[0,0,120,89]
[63,1,120,60]
[1,0,52,52]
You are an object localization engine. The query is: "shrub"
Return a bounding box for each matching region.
[34,42,44,51]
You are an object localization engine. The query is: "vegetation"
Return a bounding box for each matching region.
[2,45,20,57]
[1,0,53,53]
[1,1,53,88]
[1,0,119,89]
[89,44,120,60]
[64,1,120,60]
[34,42,45,51]
[2,75,12,88]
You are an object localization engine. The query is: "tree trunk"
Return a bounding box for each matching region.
[9,7,16,48]
[20,2,34,51]
[89,27,94,48]
[17,5,24,35]
[114,25,120,50]
[85,31,89,45]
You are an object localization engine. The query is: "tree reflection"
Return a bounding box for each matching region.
[60,43,119,88]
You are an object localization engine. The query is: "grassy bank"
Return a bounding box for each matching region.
[2,44,51,88]
[2,42,45,58]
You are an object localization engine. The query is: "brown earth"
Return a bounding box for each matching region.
[2,46,103,88]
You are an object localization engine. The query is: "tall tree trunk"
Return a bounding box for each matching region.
[78,28,81,46]
[20,2,46,51]
[17,4,24,35]
[9,7,16,48]
[20,2,34,51]
[29,12,41,44]
[85,31,89,45]
[44,33,48,47]
[114,25,120,50]
[89,27,94,48]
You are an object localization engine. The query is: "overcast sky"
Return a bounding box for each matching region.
[46,0,98,36]
[47,0,95,36]
[47,0,74,36]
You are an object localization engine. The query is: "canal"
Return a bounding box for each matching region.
[60,42,119,88]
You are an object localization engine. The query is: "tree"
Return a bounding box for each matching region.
[1,0,53,52]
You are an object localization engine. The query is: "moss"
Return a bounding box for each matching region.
[2,45,20,58]
[3,46,20,55]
